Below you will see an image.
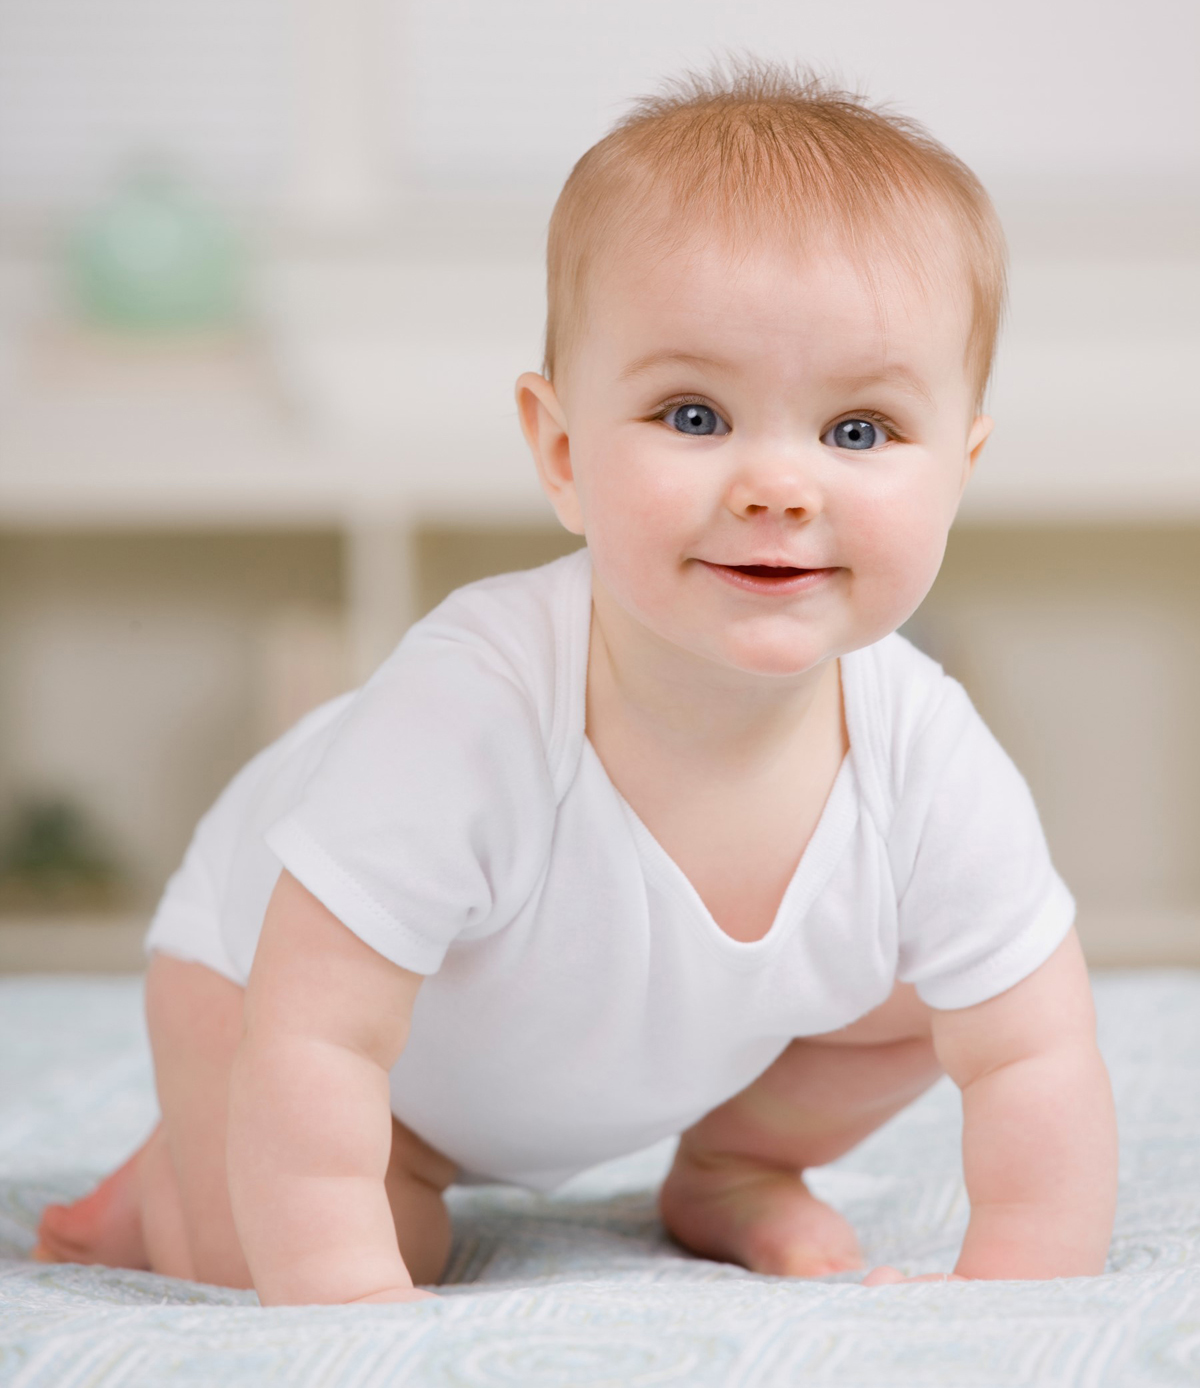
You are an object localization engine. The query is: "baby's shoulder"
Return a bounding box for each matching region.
[850,630,957,748]
[374,548,589,793]
[402,552,567,669]
[847,629,991,822]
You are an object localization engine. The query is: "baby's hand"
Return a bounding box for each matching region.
[861,1266,967,1287]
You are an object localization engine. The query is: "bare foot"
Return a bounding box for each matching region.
[33,1135,152,1270]
[659,1146,862,1278]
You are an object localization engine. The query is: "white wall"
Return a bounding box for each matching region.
[0,0,1194,210]
[401,0,1200,192]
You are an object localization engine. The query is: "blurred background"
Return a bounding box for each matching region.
[0,0,1196,971]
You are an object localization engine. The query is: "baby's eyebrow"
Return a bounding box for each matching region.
[619,349,735,382]
[828,367,934,407]
[619,350,934,407]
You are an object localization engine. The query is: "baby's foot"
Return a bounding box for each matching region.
[659,1146,862,1278]
[33,1140,150,1270]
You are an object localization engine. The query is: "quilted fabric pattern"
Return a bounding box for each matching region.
[1,971,1199,1386]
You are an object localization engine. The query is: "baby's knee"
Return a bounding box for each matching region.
[384,1117,457,1286]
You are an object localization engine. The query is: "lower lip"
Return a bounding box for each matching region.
[698,561,839,595]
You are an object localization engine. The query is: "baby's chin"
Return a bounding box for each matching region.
[700,611,911,678]
[689,627,851,681]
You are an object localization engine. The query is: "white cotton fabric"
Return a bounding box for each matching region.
[144,546,1075,1192]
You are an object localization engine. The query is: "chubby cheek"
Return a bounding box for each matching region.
[838,475,954,635]
[576,438,702,605]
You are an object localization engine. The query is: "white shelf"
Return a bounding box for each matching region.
[0,322,550,529]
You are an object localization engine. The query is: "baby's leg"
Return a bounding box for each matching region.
[35,952,457,1289]
[36,953,250,1283]
[659,983,941,1276]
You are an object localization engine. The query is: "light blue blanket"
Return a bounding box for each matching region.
[2,971,1199,1387]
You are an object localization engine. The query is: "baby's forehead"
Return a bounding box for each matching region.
[589,221,973,372]
[629,212,962,301]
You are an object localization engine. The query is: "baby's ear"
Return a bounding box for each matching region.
[963,413,994,482]
[514,372,585,536]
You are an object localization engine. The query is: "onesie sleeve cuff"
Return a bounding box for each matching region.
[912,875,1077,1012]
[264,816,451,976]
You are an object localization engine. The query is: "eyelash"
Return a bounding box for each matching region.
[649,395,904,443]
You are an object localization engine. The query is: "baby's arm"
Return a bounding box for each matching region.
[226,869,428,1306]
[932,927,1117,1279]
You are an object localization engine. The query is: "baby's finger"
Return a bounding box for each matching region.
[348,1286,439,1305]
[861,1267,967,1286]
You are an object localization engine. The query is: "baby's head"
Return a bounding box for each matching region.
[516,56,1007,680]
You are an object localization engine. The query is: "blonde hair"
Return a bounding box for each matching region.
[543,53,1007,414]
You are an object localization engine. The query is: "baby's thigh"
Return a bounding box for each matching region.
[680,984,940,1169]
[766,982,939,1119]
[145,951,250,1284]
[146,949,245,1055]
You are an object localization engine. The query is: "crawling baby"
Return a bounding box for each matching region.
[34,57,1118,1304]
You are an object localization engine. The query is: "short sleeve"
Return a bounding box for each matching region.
[262,636,556,975]
[891,678,1075,1010]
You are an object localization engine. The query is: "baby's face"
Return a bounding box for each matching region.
[522,229,992,678]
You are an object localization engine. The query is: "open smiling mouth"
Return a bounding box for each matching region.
[699,560,836,592]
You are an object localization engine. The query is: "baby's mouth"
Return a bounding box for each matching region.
[728,564,808,579]
[699,560,837,593]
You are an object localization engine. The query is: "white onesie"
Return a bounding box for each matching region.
[145,545,1075,1192]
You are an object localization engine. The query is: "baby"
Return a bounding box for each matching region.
[34,58,1118,1304]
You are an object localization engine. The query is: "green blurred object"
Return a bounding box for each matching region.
[0,797,128,915]
[68,163,242,332]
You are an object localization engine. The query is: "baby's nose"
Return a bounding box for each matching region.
[728,451,823,516]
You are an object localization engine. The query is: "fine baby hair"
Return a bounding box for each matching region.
[544,52,1008,415]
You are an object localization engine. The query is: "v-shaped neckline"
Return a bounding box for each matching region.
[581,720,858,962]
[565,545,862,962]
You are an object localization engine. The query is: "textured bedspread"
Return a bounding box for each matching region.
[1,971,1199,1387]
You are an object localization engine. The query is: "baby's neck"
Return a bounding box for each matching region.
[585,587,842,772]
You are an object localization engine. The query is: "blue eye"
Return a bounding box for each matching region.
[824,418,888,450]
[663,402,729,436]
